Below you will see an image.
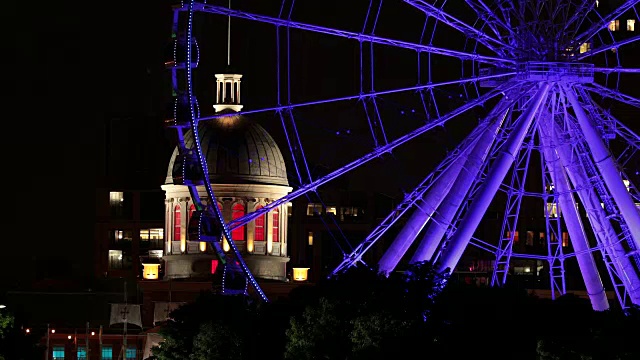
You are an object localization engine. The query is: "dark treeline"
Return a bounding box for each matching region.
[149,262,640,360]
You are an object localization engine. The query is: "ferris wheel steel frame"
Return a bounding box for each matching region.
[168,0,640,309]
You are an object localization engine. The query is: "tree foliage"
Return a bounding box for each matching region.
[149,291,259,360]
[284,261,449,360]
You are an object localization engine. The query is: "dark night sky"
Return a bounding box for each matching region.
[3,1,639,287]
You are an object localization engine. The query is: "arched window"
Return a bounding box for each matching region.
[173,205,181,241]
[254,205,265,241]
[189,204,196,220]
[232,203,245,241]
[272,208,280,243]
[187,204,197,240]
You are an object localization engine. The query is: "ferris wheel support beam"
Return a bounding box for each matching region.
[436,83,551,274]
[190,2,514,67]
[555,145,640,308]
[539,117,609,311]
[410,106,512,265]
[377,117,490,275]
[549,115,640,306]
[564,85,640,252]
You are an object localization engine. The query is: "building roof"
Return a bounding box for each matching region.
[165,112,289,186]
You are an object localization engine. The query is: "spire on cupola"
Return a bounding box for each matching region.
[213,0,243,113]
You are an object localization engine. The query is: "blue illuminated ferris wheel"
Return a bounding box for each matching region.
[167,0,640,310]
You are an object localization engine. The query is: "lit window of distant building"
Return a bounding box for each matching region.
[609,20,620,31]
[102,346,113,360]
[126,347,137,360]
[77,347,87,360]
[255,205,265,241]
[140,228,164,249]
[526,231,534,246]
[306,203,323,216]
[272,208,280,243]
[173,205,181,242]
[562,232,569,247]
[579,42,591,53]
[232,203,246,241]
[52,347,65,360]
[628,19,636,31]
[108,250,123,270]
[546,203,559,217]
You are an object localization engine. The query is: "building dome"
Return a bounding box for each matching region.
[166,113,289,186]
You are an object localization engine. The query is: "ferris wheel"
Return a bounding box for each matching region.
[167,0,640,309]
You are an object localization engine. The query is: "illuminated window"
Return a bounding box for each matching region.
[109,191,133,218]
[126,347,137,360]
[526,231,534,246]
[142,263,160,280]
[140,228,164,249]
[628,19,636,31]
[102,346,113,360]
[110,230,132,245]
[623,179,631,192]
[188,204,196,222]
[609,20,620,31]
[506,231,519,242]
[539,232,545,247]
[255,205,265,241]
[306,203,323,216]
[109,191,124,205]
[562,232,569,247]
[52,347,65,360]
[326,206,337,216]
[108,250,123,270]
[232,203,246,241]
[579,42,591,53]
[546,203,559,217]
[272,208,280,243]
[173,205,181,242]
[77,347,87,360]
[308,231,314,246]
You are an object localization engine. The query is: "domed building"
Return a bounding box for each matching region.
[160,71,293,282]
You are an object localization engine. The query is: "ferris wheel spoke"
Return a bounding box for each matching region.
[573,0,640,46]
[583,82,640,109]
[227,81,519,230]
[593,65,640,74]
[196,71,516,123]
[463,0,515,40]
[562,2,596,36]
[403,0,515,55]
[190,2,514,67]
[579,33,640,60]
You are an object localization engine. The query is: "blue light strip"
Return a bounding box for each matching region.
[181,1,269,301]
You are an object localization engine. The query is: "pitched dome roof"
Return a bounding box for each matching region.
[166,113,289,186]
